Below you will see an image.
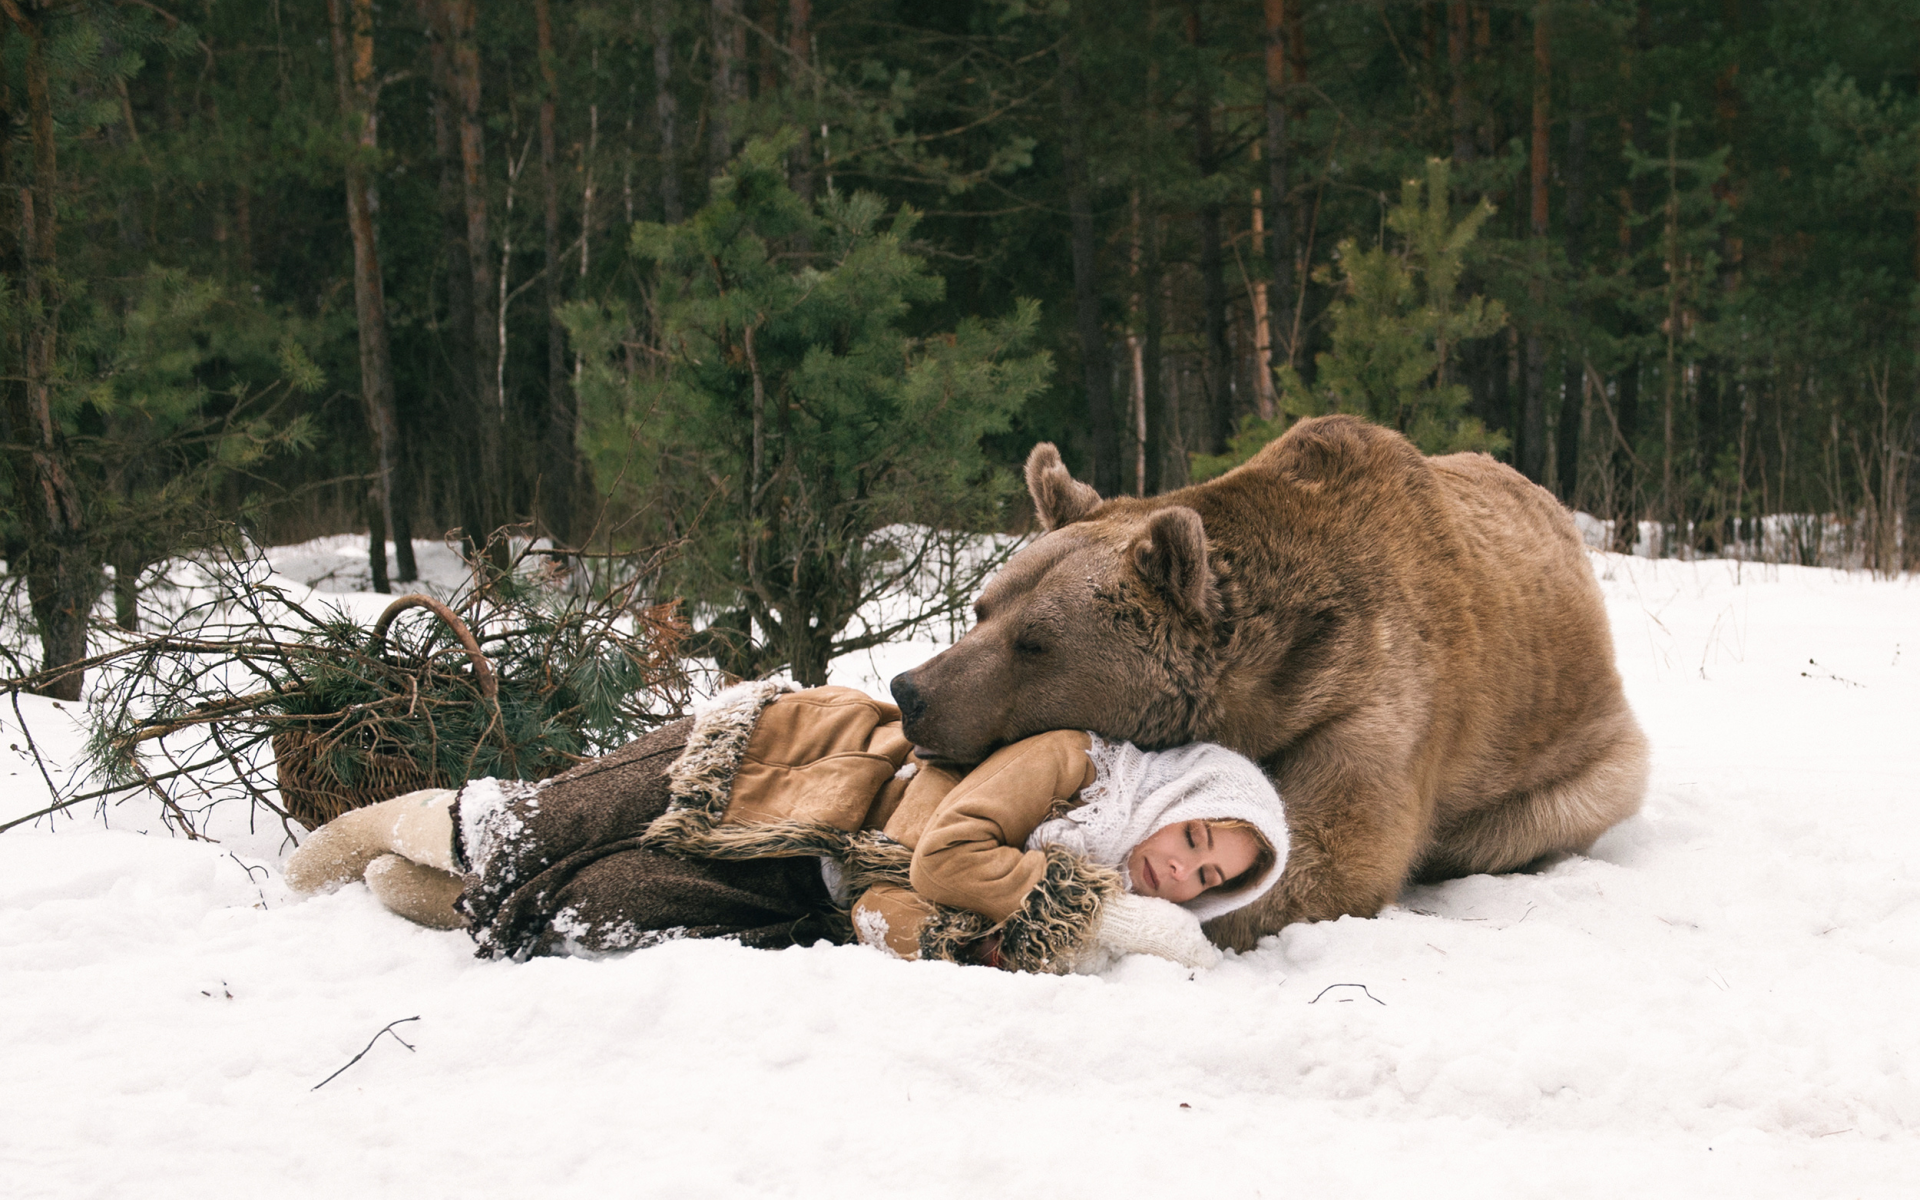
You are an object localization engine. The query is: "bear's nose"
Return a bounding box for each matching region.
[890,673,926,726]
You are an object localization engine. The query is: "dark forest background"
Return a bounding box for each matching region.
[4,0,1917,695]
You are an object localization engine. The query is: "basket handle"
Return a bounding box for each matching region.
[370,594,499,700]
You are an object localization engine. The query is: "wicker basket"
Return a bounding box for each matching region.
[273,594,499,830]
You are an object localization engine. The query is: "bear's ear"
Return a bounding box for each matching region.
[1025,443,1102,531]
[1276,414,1370,488]
[1132,506,1219,624]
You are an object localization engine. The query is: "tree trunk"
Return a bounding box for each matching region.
[424,10,478,411]
[786,0,813,202]
[573,56,601,558]
[1126,201,1149,498]
[1262,0,1294,372]
[789,617,829,689]
[3,9,94,699]
[754,0,776,98]
[1607,0,1651,553]
[446,2,496,421]
[1059,34,1119,496]
[1285,4,1313,376]
[654,0,681,222]
[365,490,391,594]
[1447,1,1474,166]
[1198,203,1229,452]
[1911,51,1920,569]
[1519,2,1550,484]
[434,46,482,552]
[1146,209,1181,492]
[110,548,141,632]
[1249,143,1276,419]
[329,0,416,586]
[1612,359,1640,554]
[1186,4,1230,454]
[1471,5,1495,160]
[1661,120,1680,541]
[535,0,575,544]
[708,0,741,185]
[1557,111,1586,499]
[420,0,500,554]
[1,16,18,528]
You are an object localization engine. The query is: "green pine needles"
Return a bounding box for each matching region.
[568,136,1050,686]
[31,540,690,840]
[1193,159,1509,483]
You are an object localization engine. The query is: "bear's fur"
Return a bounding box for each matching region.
[890,415,1648,947]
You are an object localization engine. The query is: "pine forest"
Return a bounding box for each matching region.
[4,0,1918,695]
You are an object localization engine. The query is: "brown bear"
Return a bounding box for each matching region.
[890,414,1648,949]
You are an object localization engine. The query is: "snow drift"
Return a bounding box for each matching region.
[2,544,1915,1197]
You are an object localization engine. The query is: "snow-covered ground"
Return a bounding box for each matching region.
[2,543,1916,1198]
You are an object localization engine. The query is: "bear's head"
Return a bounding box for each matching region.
[890,443,1223,764]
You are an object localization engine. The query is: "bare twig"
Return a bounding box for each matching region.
[7,690,68,827]
[1801,658,1864,689]
[310,1017,421,1091]
[1309,983,1386,1006]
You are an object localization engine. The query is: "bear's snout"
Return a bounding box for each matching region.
[889,672,927,729]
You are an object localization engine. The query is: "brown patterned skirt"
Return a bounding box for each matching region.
[453,719,840,960]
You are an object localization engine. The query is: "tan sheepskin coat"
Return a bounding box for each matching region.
[640,683,1113,972]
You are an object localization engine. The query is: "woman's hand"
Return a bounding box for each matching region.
[1085,893,1222,970]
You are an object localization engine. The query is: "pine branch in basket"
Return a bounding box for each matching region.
[52,544,692,840]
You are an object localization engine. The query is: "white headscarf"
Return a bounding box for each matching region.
[1025,734,1289,923]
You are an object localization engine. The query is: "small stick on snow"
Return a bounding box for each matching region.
[228,852,270,908]
[7,690,67,826]
[311,1017,421,1091]
[1309,983,1386,1006]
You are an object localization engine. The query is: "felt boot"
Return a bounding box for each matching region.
[364,854,469,929]
[284,788,459,894]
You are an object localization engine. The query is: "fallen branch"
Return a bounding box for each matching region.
[311,1016,421,1091]
[1309,983,1386,1006]
[5,537,693,840]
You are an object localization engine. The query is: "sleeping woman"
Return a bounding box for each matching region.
[285,683,1287,973]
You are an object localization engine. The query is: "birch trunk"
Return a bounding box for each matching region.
[1249,144,1275,419]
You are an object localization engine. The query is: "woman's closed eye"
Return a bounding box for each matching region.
[1183,824,1218,888]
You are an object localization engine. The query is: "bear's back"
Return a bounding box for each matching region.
[1183,417,1626,801]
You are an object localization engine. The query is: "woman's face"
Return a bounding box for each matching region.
[1126,820,1259,904]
